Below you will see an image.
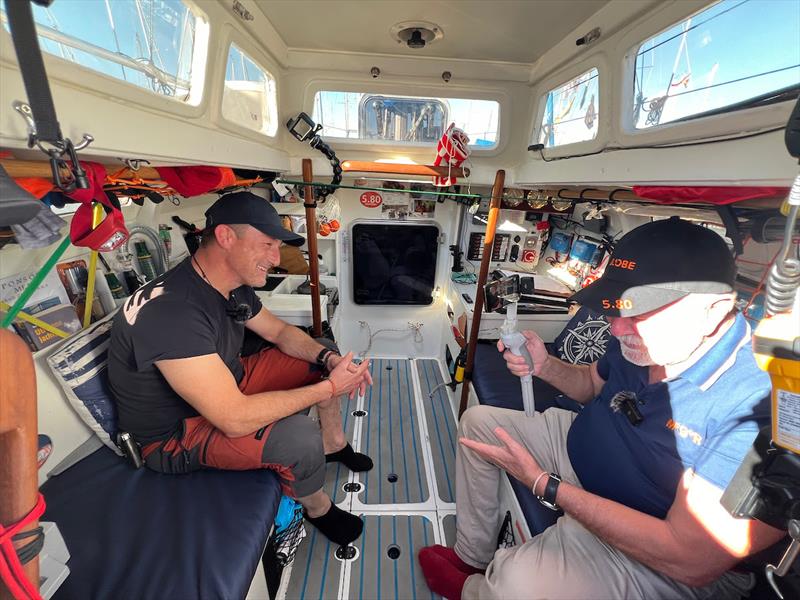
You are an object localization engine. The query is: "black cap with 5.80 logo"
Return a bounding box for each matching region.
[570,217,736,317]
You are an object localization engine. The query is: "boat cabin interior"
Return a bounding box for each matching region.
[1,0,799,599]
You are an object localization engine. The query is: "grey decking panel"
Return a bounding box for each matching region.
[323,393,358,504]
[284,524,342,600]
[350,515,441,600]
[361,358,429,504]
[442,514,456,547]
[416,359,457,503]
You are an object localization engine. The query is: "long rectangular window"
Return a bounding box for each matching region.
[222,44,278,136]
[1,0,207,104]
[538,68,600,148]
[313,91,499,147]
[633,0,800,128]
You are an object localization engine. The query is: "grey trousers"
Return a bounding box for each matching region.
[455,405,754,600]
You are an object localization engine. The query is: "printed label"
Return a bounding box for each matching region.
[776,388,800,452]
[360,191,383,208]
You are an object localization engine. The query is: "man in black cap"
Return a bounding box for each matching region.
[109,191,372,546]
[419,217,785,598]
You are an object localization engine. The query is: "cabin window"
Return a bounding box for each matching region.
[221,44,278,136]
[1,0,207,104]
[312,91,500,147]
[538,68,600,148]
[632,0,800,128]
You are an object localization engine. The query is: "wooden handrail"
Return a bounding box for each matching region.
[341,160,468,178]
[0,158,162,181]
[302,159,323,338]
[0,330,39,599]
[459,169,505,418]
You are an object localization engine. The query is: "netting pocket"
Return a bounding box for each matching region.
[267,496,306,567]
[496,510,516,550]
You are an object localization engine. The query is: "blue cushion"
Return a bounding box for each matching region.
[42,446,281,600]
[472,343,564,412]
[47,312,120,454]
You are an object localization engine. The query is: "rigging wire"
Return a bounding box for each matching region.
[636,0,751,58]
[658,65,800,102]
[104,0,128,82]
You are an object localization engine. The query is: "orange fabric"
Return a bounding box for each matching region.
[218,167,237,189]
[237,346,321,394]
[15,177,53,199]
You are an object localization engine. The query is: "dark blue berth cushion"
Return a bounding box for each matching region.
[41,446,281,600]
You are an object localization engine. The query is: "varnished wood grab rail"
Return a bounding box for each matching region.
[0,158,162,181]
[302,159,323,338]
[340,160,469,178]
[0,330,40,599]
[459,169,505,418]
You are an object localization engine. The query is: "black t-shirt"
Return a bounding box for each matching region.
[108,258,262,444]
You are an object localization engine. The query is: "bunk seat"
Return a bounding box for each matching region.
[470,307,611,536]
[41,448,280,599]
[41,313,282,599]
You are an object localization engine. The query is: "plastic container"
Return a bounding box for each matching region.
[94,268,116,314]
[134,241,157,282]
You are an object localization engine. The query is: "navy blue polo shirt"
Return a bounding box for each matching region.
[566,313,771,519]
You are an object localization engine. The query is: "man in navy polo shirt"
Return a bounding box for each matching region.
[419,217,786,599]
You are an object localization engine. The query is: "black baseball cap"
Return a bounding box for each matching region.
[570,217,736,317]
[204,191,305,247]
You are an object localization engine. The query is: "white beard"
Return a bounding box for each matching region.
[618,335,655,366]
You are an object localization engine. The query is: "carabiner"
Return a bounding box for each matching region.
[64,138,90,190]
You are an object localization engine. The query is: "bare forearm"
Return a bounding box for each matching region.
[556,482,709,586]
[273,324,327,364]
[224,380,332,437]
[537,357,595,404]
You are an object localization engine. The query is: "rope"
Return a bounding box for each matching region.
[0,494,46,600]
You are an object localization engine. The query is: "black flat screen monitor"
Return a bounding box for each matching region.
[352,223,439,305]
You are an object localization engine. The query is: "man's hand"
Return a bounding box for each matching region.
[325,352,372,402]
[497,330,549,377]
[460,426,545,491]
[327,352,374,388]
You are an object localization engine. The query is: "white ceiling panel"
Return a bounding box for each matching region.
[254,0,610,64]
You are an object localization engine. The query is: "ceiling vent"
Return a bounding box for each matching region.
[390,21,444,50]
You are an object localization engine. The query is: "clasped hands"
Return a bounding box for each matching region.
[322,352,373,404]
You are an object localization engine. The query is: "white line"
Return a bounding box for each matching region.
[409,358,448,514]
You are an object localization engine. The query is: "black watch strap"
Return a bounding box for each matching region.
[539,473,561,511]
[316,348,338,372]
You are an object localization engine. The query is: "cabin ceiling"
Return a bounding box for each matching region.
[254,0,610,64]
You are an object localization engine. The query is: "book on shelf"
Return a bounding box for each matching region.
[12,303,82,352]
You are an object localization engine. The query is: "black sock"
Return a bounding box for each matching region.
[325,443,373,472]
[305,503,363,546]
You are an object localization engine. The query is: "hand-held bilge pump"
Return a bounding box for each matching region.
[484,274,536,416]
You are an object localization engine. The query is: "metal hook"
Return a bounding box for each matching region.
[72,134,94,152]
[13,100,37,144]
[122,158,151,172]
[13,100,94,157]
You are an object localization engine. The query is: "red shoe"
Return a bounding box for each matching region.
[419,545,485,575]
[418,547,471,599]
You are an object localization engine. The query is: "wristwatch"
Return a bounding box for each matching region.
[315,348,339,373]
[537,473,562,511]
